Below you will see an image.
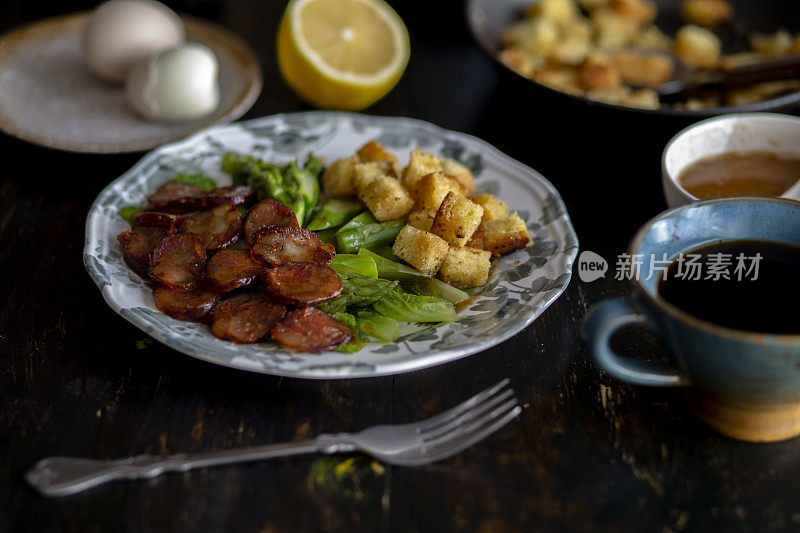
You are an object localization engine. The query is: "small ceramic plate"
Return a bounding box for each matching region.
[0,12,262,153]
[84,112,579,378]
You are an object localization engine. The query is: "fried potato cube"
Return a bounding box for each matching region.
[608,0,657,25]
[356,140,400,176]
[525,0,578,23]
[471,194,509,221]
[438,246,492,289]
[749,30,794,57]
[406,209,437,232]
[358,175,414,221]
[431,192,484,247]
[392,225,449,276]
[483,213,531,257]
[439,158,476,195]
[413,172,465,210]
[401,148,442,191]
[579,54,622,91]
[612,52,674,87]
[681,0,733,27]
[322,156,359,198]
[675,25,721,69]
[353,160,395,192]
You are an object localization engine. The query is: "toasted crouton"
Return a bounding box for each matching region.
[632,25,673,52]
[466,222,486,249]
[533,66,583,95]
[407,209,437,232]
[525,0,578,22]
[358,175,414,221]
[439,158,476,194]
[483,213,531,257]
[356,141,400,176]
[681,0,733,28]
[608,0,657,24]
[413,172,465,210]
[392,226,449,276]
[612,52,673,87]
[353,161,395,192]
[431,192,484,247]
[591,8,640,50]
[471,194,509,222]
[322,156,359,198]
[438,246,492,289]
[749,30,794,57]
[675,25,721,69]
[579,54,622,91]
[401,148,442,191]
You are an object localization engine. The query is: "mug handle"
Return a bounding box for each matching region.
[582,298,691,387]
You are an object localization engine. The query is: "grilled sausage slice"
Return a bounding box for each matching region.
[148,234,207,289]
[206,249,264,292]
[244,199,299,245]
[147,182,208,213]
[251,226,335,266]
[130,211,189,228]
[271,308,352,352]
[178,203,242,252]
[206,186,256,207]
[117,226,167,278]
[210,293,286,344]
[153,287,219,321]
[263,262,343,306]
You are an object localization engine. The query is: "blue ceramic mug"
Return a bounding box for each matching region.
[582,197,800,442]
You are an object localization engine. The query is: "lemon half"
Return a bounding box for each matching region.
[277,0,410,111]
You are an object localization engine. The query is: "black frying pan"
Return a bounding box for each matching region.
[465,0,800,118]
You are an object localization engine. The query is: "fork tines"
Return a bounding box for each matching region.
[415,379,521,460]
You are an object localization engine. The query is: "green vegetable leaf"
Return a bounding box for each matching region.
[330,254,378,278]
[118,206,144,224]
[354,310,400,342]
[318,271,398,314]
[172,173,218,191]
[371,289,458,323]
[306,199,363,231]
[221,153,255,185]
[357,248,428,280]
[336,218,404,254]
[333,311,367,353]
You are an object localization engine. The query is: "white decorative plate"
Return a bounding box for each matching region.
[84,112,578,378]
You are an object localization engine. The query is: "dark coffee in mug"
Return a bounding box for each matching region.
[657,240,800,335]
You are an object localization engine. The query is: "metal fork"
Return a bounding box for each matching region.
[25,379,521,497]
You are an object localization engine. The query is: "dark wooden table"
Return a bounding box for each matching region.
[2,1,800,531]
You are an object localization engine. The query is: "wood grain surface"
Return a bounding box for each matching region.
[1,1,799,531]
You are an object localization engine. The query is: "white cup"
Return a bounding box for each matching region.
[662,113,800,208]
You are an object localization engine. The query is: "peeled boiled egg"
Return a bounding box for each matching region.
[125,43,221,122]
[83,0,185,84]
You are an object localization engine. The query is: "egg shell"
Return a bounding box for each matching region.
[83,0,185,84]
